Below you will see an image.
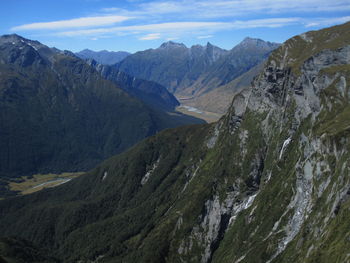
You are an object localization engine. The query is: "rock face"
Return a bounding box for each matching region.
[0,23,350,263]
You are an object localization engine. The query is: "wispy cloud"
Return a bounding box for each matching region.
[304,16,350,27]
[55,21,227,36]
[103,0,350,19]
[55,18,299,37]
[9,0,350,45]
[139,33,161,40]
[11,15,132,31]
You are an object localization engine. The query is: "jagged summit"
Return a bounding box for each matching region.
[159,41,187,49]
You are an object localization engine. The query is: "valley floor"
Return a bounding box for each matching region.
[7,172,84,196]
[176,104,222,123]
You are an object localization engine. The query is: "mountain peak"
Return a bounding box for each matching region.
[0,34,29,45]
[239,37,265,45]
[159,41,187,49]
[0,33,45,51]
[235,37,280,50]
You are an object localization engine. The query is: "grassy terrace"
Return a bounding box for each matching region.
[8,172,84,195]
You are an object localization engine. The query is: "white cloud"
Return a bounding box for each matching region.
[11,15,132,31]
[120,0,350,19]
[10,0,350,43]
[55,21,228,36]
[139,33,161,40]
[55,18,298,37]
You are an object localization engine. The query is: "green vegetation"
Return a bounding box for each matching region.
[0,34,203,180]
[268,21,350,75]
[0,237,58,263]
[1,22,350,263]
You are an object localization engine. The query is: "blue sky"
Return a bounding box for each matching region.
[1,0,350,53]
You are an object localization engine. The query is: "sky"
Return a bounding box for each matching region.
[1,0,350,53]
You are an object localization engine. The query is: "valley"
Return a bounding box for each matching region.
[176,104,221,123]
[8,172,84,196]
[0,5,349,262]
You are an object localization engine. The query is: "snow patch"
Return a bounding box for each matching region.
[229,193,258,225]
[268,160,313,262]
[181,164,201,193]
[235,255,246,263]
[102,171,108,181]
[279,137,291,159]
[27,42,38,51]
[141,158,160,185]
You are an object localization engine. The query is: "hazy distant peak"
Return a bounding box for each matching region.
[159,41,187,49]
[75,49,130,65]
[235,37,280,50]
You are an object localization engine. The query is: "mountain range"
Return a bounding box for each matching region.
[0,34,203,197]
[0,22,349,263]
[115,38,279,114]
[75,49,130,65]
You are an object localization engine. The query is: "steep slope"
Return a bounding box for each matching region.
[90,60,180,111]
[180,38,279,114]
[75,49,130,65]
[0,237,58,263]
[1,22,350,263]
[182,62,264,114]
[180,38,279,96]
[0,34,202,181]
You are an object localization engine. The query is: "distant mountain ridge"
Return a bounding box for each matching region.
[116,41,229,94]
[88,59,180,111]
[116,38,279,114]
[76,49,130,65]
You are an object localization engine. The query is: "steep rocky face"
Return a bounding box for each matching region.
[0,23,350,263]
[210,22,350,263]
